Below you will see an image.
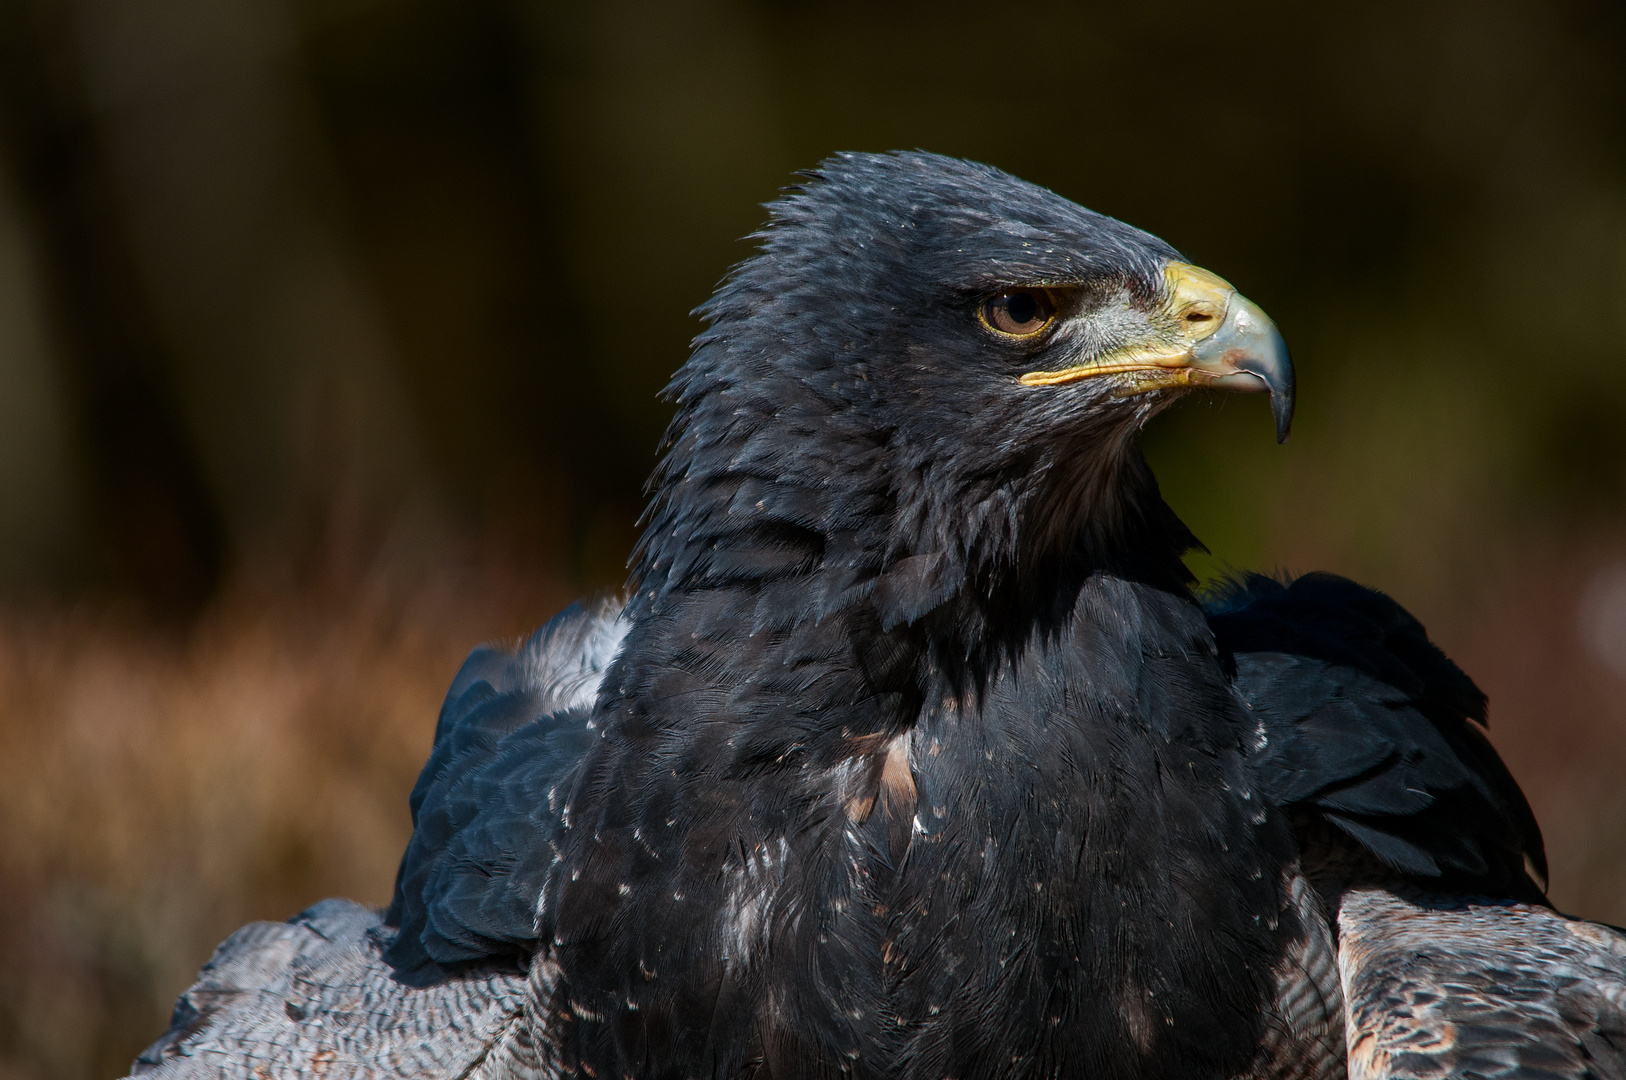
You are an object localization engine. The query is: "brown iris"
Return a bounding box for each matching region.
[981,289,1056,337]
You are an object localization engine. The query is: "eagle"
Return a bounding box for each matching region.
[130,151,1626,1080]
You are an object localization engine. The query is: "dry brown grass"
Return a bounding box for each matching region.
[0,537,1621,1080]
[0,559,574,1080]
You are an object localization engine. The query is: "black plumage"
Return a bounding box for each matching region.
[137,151,1626,1080]
[1209,573,1544,895]
[389,599,627,977]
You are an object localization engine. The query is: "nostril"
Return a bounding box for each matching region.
[1185,311,1214,323]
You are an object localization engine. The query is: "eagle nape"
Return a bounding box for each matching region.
[128,151,1622,1080]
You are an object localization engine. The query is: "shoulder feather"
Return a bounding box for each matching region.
[1206,573,1544,898]
[385,598,628,981]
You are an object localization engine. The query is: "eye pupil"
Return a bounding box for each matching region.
[1006,293,1038,324]
[983,289,1056,336]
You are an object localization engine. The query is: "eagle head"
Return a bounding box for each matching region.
[635,151,1291,661]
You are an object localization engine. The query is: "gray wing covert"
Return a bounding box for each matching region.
[126,900,558,1080]
[1335,886,1626,1080]
[1244,869,1348,1080]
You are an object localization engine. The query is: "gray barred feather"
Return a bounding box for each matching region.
[128,900,560,1080]
[1336,888,1626,1080]
[1243,870,1348,1080]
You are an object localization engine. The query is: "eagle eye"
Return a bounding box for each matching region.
[981,289,1056,338]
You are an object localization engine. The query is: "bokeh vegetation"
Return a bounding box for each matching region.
[0,1,1623,1076]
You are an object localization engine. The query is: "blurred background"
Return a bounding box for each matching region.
[0,0,1622,1075]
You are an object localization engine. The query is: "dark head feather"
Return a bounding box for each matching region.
[631,151,1200,685]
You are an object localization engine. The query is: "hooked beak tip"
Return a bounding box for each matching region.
[1193,297,1295,444]
[1232,324,1294,444]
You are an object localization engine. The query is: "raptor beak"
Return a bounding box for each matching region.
[1018,262,1296,443]
[1185,276,1295,443]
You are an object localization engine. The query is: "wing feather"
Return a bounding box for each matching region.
[1244,869,1348,1080]
[1210,574,1626,1078]
[385,597,627,981]
[1335,886,1626,1080]
[125,900,559,1080]
[1207,573,1545,898]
